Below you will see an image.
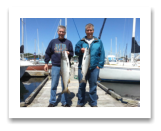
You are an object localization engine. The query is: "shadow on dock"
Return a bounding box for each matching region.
[76,92,99,106]
[55,92,76,106]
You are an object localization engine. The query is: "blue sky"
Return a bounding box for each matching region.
[20,18,140,58]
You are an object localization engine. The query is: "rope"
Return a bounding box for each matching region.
[72,18,81,40]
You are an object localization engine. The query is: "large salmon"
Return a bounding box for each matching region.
[80,47,90,83]
[60,51,70,94]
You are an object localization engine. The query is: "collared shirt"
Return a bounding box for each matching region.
[85,37,94,47]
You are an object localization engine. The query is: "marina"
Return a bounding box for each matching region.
[20,67,140,107]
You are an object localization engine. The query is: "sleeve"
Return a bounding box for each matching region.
[44,40,52,64]
[75,40,83,56]
[98,40,105,68]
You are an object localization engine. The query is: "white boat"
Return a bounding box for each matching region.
[20,60,33,78]
[99,18,140,83]
[107,55,117,65]
[99,65,140,83]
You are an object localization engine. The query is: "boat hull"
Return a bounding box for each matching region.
[26,64,52,70]
[20,66,28,78]
[99,65,140,83]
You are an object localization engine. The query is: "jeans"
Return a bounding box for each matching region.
[77,68,100,106]
[49,66,69,106]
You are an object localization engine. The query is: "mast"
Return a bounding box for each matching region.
[131,18,136,63]
[116,37,117,59]
[34,39,36,61]
[111,39,112,55]
[22,18,24,60]
[65,18,67,38]
[60,19,62,25]
[37,29,39,59]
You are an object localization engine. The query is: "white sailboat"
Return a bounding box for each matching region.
[20,18,33,78]
[99,18,140,83]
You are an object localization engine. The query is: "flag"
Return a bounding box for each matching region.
[131,37,140,53]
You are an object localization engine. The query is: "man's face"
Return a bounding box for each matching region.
[58,28,66,39]
[85,27,94,38]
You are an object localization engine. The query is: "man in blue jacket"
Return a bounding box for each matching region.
[75,23,105,107]
[44,25,74,107]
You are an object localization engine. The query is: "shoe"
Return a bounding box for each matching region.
[48,103,55,107]
[91,105,98,107]
[76,105,84,107]
[62,104,70,107]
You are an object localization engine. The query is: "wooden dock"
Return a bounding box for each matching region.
[27,76,127,107]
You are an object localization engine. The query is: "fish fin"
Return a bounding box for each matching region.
[80,79,87,83]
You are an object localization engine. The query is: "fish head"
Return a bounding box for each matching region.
[61,51,68,60]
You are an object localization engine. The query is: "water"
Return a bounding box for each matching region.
[20,76,46,102]
[100,82,140,100]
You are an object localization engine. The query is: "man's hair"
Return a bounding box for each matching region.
[85,23,94,31]
[57,25,66,32]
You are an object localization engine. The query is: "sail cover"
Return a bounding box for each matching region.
[20,45,24,53]
[131,37,140,53]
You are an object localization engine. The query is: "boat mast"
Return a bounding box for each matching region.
[22,18,24,60]
[37,29,39,59]
[34,39,36,61]
[111,39,112,55]
[116,37,117,59]
[65,18,67,38]
[131,18,136,63]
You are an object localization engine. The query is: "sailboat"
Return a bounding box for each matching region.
[20,18,34,78]
[99,18,140,83]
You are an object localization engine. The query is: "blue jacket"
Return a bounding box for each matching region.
[75,36,105,70]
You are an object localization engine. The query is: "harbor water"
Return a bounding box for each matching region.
[100,82,140,100]
[20,76,46,102]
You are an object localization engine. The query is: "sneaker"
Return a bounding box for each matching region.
[62,104,70,107]
[48,103,55,107]
[91,105,98,107]
[76,105,84,107]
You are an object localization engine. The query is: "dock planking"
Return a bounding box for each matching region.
[27,75,127,107]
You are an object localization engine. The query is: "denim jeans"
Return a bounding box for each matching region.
[77,68,100,106]
[49,66,69,106]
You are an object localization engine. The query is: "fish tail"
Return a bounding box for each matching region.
[61,88,70,94]
[80,79,87,83]
[67,89,70,94]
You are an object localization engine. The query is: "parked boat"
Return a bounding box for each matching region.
[20,60,33,78]
[99,65,140,83]
[26,64,52,70]
[99,18,140,83]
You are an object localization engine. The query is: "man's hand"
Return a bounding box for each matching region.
[81,48,85,53]
[66,51,70,55]
[44,64,48,72]
[96,66,100,69]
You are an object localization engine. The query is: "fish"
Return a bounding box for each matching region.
[60,51,70,94]
[80,47,90,83]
